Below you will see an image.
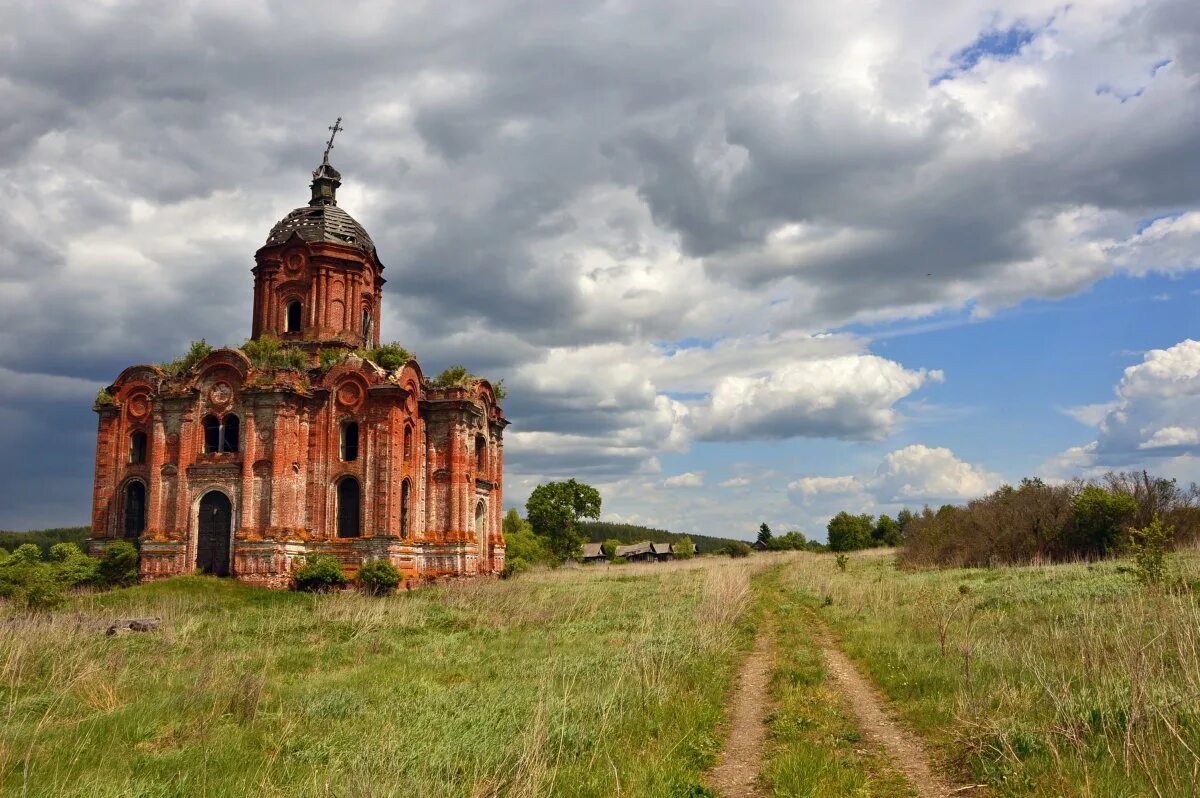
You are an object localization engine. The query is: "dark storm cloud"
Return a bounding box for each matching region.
[2,0,1200,528]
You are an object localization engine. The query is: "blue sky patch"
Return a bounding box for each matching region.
[932,22,1041,84]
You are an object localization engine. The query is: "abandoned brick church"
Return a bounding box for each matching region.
[87,134,507,587]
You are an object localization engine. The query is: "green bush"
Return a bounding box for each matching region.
[430,365,473,389]
[318,348,347,370]
[357,560,402,595]
[161,339,214,377]
[835,554,849,572]
[241,335,308,370]
[611,556,629,565]
[502,509,553,566]
[1130,517,1171,586]
[765,531,807,551]
[357,342,413,371]
[9,543,41,565]
[827,512,875,552]
[95,387,117,408]
[48,542,100,587]
[98,541,141,587]
[293,554,348,592]
[724,542,753,558]
[674,536,696,559]
[500,556,529,579]
[0,545,68,611]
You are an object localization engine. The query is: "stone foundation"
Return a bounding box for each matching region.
[90,535,506,589]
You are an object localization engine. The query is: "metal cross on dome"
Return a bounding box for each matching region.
[323,117,343,163]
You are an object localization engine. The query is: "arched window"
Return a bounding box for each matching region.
[204,414,238,453]
[222,415,239,453]
[203,415,221,453]
[286,300,303,333]
[400,479,411,538]
[341,422,359,461]
[123,481,146,539]
[403,426,413,462]
[337,477,361,538]
[129,430,147,464]
[476,435,486,473]
[361,309,372,339]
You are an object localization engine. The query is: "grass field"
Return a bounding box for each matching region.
[777,548,1200,797]
[1,560,761,797]
[3,550,1199,797]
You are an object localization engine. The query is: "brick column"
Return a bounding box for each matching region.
[146,407,167,532]
[239,408,257,531]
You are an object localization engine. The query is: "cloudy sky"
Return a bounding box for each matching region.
[2,0,1199,540]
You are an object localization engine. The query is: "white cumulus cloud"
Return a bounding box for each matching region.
[698,356,942,441]
[869,445,1000,503]
[663,471,705,488]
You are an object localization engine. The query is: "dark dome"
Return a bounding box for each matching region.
[265,204,375,252]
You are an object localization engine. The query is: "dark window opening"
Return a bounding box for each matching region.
[204,414,239,454]
[124,481,146,539]
[286,300,303,333]
[361,309,372,343]
[222,415,239,453]
[400,479,411,538]
[203,415,221,453]
[337,478,361,538]
[130,431,147,464]
[476,435,486,473]
[404,426,413,461]
[341,422,359,461]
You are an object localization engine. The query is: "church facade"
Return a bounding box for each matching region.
[87,143,507,587]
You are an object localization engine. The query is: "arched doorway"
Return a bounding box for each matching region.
[123,481,146,539]
[197,491,232,576]
[474,500,487,568]
[337,477,361,538]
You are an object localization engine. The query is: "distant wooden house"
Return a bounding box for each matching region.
[581,542,607,563]
[615,542,674,562]
[650,542,675,562]
[615,542,653,562]
[751,540,768,551]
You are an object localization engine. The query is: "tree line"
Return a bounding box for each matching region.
[580,521,741,554]
[818,470,1200,568]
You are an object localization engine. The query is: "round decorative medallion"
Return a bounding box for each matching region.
[285,251,305,274]
[127,394,150,420]
[336,380,364,409]
[209,382,234,408]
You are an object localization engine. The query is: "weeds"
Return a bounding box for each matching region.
[779,549,1200,797]
[1,561,756,797]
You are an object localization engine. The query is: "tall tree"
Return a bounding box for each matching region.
[873,515,902,547]
[674,536,696,559]
[827,512,875,552]
[525,479,602,561]
[1071,485,1138,556]
[756,522,773,546]
[501,508,550,565]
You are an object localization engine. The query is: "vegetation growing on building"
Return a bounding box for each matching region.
[240,335,308,370]
[161,339,214,376]
[354,342,414,371]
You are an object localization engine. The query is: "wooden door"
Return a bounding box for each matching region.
[197,492,232,576]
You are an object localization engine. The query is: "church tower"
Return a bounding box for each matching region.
[251,120,383,355]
